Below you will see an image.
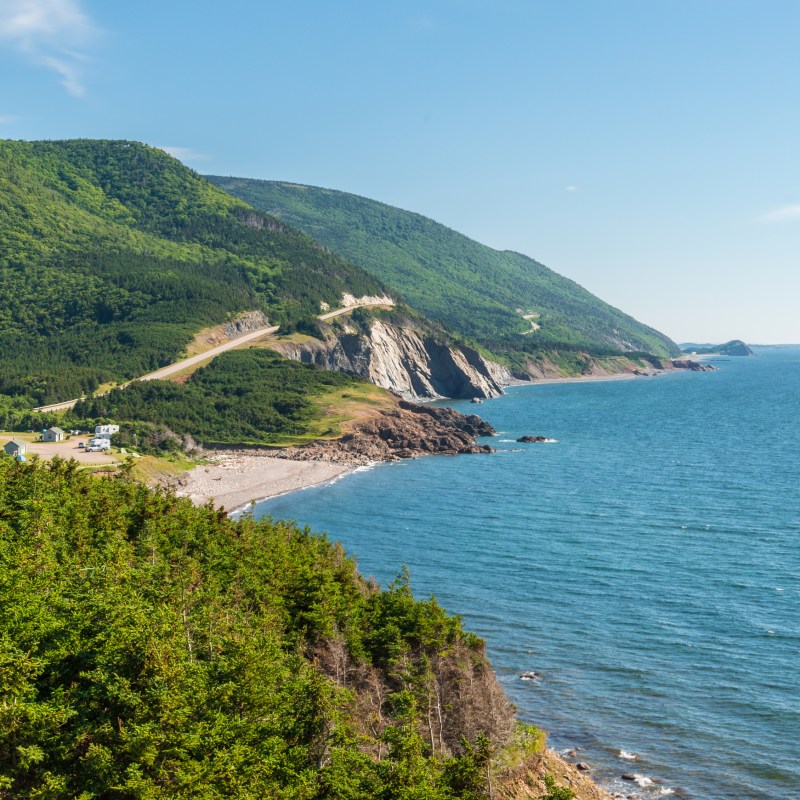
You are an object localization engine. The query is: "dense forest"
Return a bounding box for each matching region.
[0,140,387,405]
[0,457,561,799]
[72,349,368,449]
[207,177,679,359]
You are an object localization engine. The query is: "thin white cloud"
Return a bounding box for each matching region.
[564,185,578,192]
[0,0,98,96]
[759,205,800,223]
[157,146,211,163]
[0,114,18,123]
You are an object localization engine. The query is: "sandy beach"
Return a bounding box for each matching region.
[176,452,352,513]
[523,372,640,386]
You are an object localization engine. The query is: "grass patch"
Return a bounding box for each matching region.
[128,453,200,484]
[269,332,318,346]
[256,381,394,447]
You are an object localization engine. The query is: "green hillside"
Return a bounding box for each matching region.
[71,349,386,449]
[206,177,680,358]
[0,457,543,798]
[0,140,386,405]
[681,339,754,356]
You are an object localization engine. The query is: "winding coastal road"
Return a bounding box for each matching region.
[33,298,393,413]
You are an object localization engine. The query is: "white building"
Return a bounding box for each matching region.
[94,424,119,440]
[43,427,66,443]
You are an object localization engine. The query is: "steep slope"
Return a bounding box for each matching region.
[273,308,513,401]
[206,177,680,358]
[0,457,615,800]
[0,140,387,405]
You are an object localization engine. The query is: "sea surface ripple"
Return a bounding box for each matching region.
[256,346,800,800]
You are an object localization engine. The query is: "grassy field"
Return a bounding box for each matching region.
[260,381,393,446]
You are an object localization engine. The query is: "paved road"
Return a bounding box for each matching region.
[136,324,280,383]
[32,300,392,413]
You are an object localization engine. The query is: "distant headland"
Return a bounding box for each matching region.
[680,339,754,356]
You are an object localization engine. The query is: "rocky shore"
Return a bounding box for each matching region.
[670,358,717,372]
[274,399,496,465]
[177,399,496,510]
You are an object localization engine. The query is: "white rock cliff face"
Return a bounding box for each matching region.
[273,319,512,400]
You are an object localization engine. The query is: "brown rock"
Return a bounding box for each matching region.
[274,399,496,465]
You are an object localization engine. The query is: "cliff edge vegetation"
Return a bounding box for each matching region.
[0,457,601,800]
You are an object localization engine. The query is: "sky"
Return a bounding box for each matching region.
[1,0,798,344]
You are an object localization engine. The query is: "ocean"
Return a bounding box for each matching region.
[254,347,800,800]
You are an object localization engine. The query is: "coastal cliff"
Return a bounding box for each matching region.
[270,315,706,403]
[272,316,512,400]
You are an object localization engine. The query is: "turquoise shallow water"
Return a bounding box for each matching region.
[255,347,800,799]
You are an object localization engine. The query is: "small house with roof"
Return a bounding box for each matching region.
[4,439,27,457]
[43,427,66,443]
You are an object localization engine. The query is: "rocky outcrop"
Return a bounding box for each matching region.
[670,359,716,372]
[338,292,395,309]
[497,748,615,800]
[222,310,269,338]
[275,399,496,465]
[273,318,513,400]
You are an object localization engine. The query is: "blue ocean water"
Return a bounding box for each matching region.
[255,347,800,800]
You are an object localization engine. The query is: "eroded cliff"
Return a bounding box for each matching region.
[273,317,513,400]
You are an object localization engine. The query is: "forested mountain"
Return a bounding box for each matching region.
[0,140,387,405]
[0,457,552,799]
[681,339,754,356]
[208,177,679,358]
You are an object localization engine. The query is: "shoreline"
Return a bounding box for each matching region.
[516,372,639,387]
[175,371,670,514]
[175,452,355,513]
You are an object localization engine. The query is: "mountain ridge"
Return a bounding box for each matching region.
[0,139,389,405]
[206,176,680,359]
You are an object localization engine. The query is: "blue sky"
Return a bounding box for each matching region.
[2,0,798,343]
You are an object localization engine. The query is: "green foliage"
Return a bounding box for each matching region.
[71,349,359,447]
[0,140,387,404]
[539,775,576,800]
[0,458,505,798]
[207,177,680,358]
